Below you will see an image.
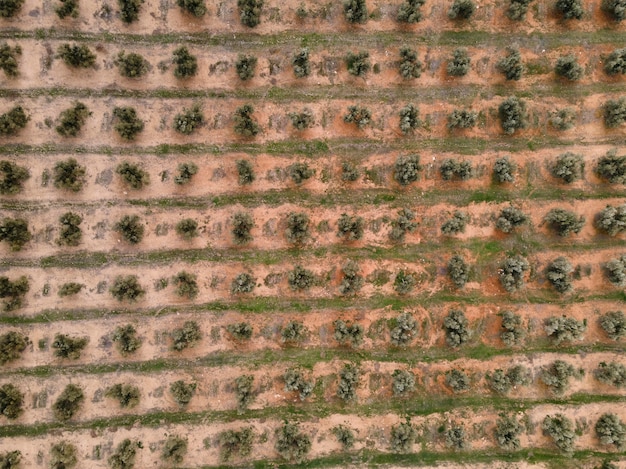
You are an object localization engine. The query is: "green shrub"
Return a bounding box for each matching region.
[50,441,77,469]
[604,48,626,74]
[238,0,263,27]
[172,46,197,78]
[235,54,257,80]
[605,255,626,288]
[116,161,148,189]
[337,213,364,241]
[333,319,364,346]
[110,275,145,302]
[105,383,140,408]
[552,152,584,183]
[595,413,626,448]
[113,106,144,140]
[232,212,254,244]
[394,154,421,185]
[390,421,416,452]
[545,316,586,344]
[443,309,470,347]
[445,425,467,449]
[393,270,416,294]
[57,43,96,68]
[389,208,418,242]
[493,156,516,183]
[170,380,195,405]
[603,98,626,128]
[284,368,313,400]
[448,0,474,19]
[345,51,370,77]
[550,107,576,130]
[397,0,425,22]
[448,255,469,289]
[496,206,529,233]
[53,384,84,421]
[56,102,91,137]
[0,383,23,419]
[234,374,255,410]
[171,320,201,351]
[603,0,626,20]
[231,273,255,294]
[596,204,626,236]
[275,422,311,462]
[500,311,525,346]
[541,360,576,394]
[161,436,187,464]
[596,149,626,183]
[289,109,314,130]
[495,414,523,450]
[115,214,144,244]
[288,162,314,184]
[399,48,422,79]
[555,54,583,81]
[0,42,21,77]
[0,218,30,251]
[173,104,203,134]
[52,333,88,359]
[339,260,363,295]
[343,0,367,23]
[0,106,28,136]
[499,96,528,134]
[399,104,420,134]
[343,105,371,129]
[219,427,254,461]
[177,0,206,17]
[109,439,142,469]
[56,212,82,247]
[497,48,523,81]
[546,256,574,293]
[446,369,470,392]
[337,363,359,401]
[441,210,469,235]
[392,369,415,396]
[447,109,477,130]
[58,282,83,297]
[544,208,584,236]
[227,322,253,341]
[285,212,310,244]
[292,48,310,78]
[599,310,625,340]
[440,159,473,180]
[507,0,534,20]
[235,159,256,185]
[488,365,530,393]
[288,265,315,290]
[390,312,417,346]
[233,104,260,136]
[332,425,355,448]
[595,361,626,387]
[0,0,24,17]
[175,218,198,240]
[118,0,143,23]
[447,48,470,76]
[112,324,141,356]
[543,414,576,453]
[115,51,148,78]
[0,451,21,468]
[0,160,29,195]
[0,276,29,311]
[556,0,584,19]
[173,271,198,299]
[281,320,307,343]
[54,158,86,192]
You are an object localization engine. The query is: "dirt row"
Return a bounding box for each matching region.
[2,300,623,369]
[1,0,623,36]
[1,403,624,468]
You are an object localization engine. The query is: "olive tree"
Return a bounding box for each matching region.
[0,218,30,251]
[0,383,23,419]
[493,156,516,183]
[448,0,474,19]
[554,54,584,81]
[540,360,577,394]
[232,212,254,244]
[507,0,534,20]
[389,312,417,346]
[284,368,314,400]
[599,310,626,340]
[603,98,626,128]
[603,0,626,21]
[172,46,197,78]
[219,427,254,461]
[118,0,143,23]
[109,439,142,469]
[337,363,360,401]
[233,104,260,136]
[544,208,584,236]
[604,48,626,75]
[0,0,25,17]
[499,255,530,292]
[333,320,364,347]
[50,441,78,469]
[52,334,88,359]
[497,47,523,80]
[173,104,203,134]
[542,414,576,453]
[390,421,416,452]
[0,106,29,136]
[116,162,148,189]
[551,152,584,183]
[595,361,626,387]
[545,256,573,293]
[161,435,188,464]
[596,205,626,236]
[238,0,263,27]
[110,275,145,302]
[398,48,422,79]
[556,0,584,20]
[500,310,525,346]
[443,309,470,347]
[275,422,311,462]
[343,0,367,23]
[112,324,142,356]
[113,106,144,140]
[447,48,471,76]
[292,48,310,78]
[595,413,626,449]
[105,383,140,408]
[115,215,144,244]
[596,149,626,183]
[54,158,86,192]
[399,105,420,134]
[389,208,418,242]
[397,0,425,22]
[0,160,29,195]
[52,384,84,421]
[496,206,528,233]
[57,43,96,68]
[0,276,29,312]
[177,0,206,17]
[448,255,469,289]
[171,321,201,351]
[115,51,149,78]
[499,96,528,134]
[338,260,363,295]
[345,51,371,77]
[495,414,523,450]
[544,316,586,344]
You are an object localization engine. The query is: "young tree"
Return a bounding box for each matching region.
[556,0,584,19]
[345,51,371,77]
[499,96,528,134]
[175,218,198,239]
[116,162,148,189]
[52,334,88,359]
[0,218,30,251]
[177,0,206,17]
[596,205,626,236]
[110,275,145,302]
[281,320,307,343]
[108,439,142,469]
[343,0,367,23]
[161,436,188,464]
[231,272,255,294]
[542,414,576,453]
[493,156,516,183]
[171,320,201,351]
[113,107,144,140]
[50,441,78,469]
[448,255,470,289]
[333,319,364,346]
[399,104,421,134]
[173,271,199,299]
[52,384,84,421]
[234,374,255,410]
[544,208,584,236]
[219,427,254,461]
[544,315,586,344]
[0,383,23,419]
[235,54,257,81]
[289,109,314,130]
[284,368,314,400]
[105,383,140,408]
[232,212,254,244]
[275,422,311,462]
[550,107,577,131]
[53,158,86,192]
[499,256,530,292]
[0,42,21,77]
[392,369,416,396]
[337,363,360,401]
[0,331,28,365]
[541,360,576,394]
[447,109,477,129]
[440,159,473,180]
[497,47,523,80]
[552,152,584,183]
[292,48,310,78]
[173,104,203,135]
[115,51,149,78]
[495,414,523,450]
[288,265,315,290]
[170,380,196,405]
[58,282,84,297]
[390,421,416,452]
[0,160,29,195]
[595,361,626,387]
[448,0,474,19]
[441,211,469,235]
[233,104,260,136]
[399,47,422,80]
[285,212,310,244]
[0,0,24,17]
[447,48,471,76]
[393,270,416,294]
[57,43,96,68]
[397,0,425,22]
[115,214,144,244]
[500,311,525,346]
[343,105,371,129]
[443,309,470,347]
[332,425,355,449]
[118,0,143,23]
[0,105,28,136]
[112,324,142,356]
[595,413,626,449]
[227,322,253,341]
[238,0,263,27]
[604,48,626,75]
[172,46,197,78]
[603,98,626,128]
[236,159,255,185]
[596,149,626,183]
[546,256,574,293]
[390,312,417,346]
[496,206,529,233]
[288,162,314,184]
[389,208,418,242]
[507,0,534,20]
[555,54,583,81]
[599,310,626,340]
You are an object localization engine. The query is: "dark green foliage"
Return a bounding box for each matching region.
[115,51,148,78]
[112,324,142,356]
[399,104,420,134]
[604,48,626,74]
[488,365,530,393]
[175,218,198,239]
[109,439,141,469]
[50,441,77,469]
[332,425,355,449]
[52,334,88,359]
[345,51,370,77]
[292,48,310,78]
[0,160,29,195]
[53,158,86,192]
[603,98,626,128]
[110,275,145,302]
[543,414,576,453]
[500,311,525,346]
[546,256,574,293]
[445,426,468,449]
[507,0,534,20]
[496,206,528,233]
[392,369,415,396]
[57,43,96,68]
[161,436,187,464]
[56,0,78,18]
[550,107,577,130]
[58,282,83,297]
[445,369,470,392]
[113,107,144,140]
[232,212,254,244]
[116,161,148,189]
[448,255,469,289]
[0,106,28,137]
[389,208,417,242]
[53,384,84,421]
[284,368,313,400]
[595,361,626,387]
[337,213,364,241]
[447,109,477,130]
[443,309,470,347]
[390,421,416,452]
[393,270,416,294]
[289,109,314,130]
[173,104,203,134]
[339,260,363,295]
[219,427,254,461]
[447,48,471,76]
[493,156,516,183]
[398,48,422,80]
[552,152,584,183]
[0,218,30,251]
[555,54,583,81]
[56,102,91,137]
[170,380,195,405]
[441,211,469,235]
[235,54,257,81]
[288,162,314,184]
[495,414,523,450]
[440,159,473,180]
[545,316,586,344]
[177,0,206,17]
[231,273,255,294]
[541,360,576,394]
[448,0,474,19]
[0,451,21,469]
[235,375,254,410]
[172,46,197,78]
[342,162,360,182]
[0,43,21,77]
[115,215,144,244]
[106,383,140,408]
[233,104,260,136]
[275,422,311,462]
[236,159,255,185]
[604,255,626,286]
[394,154,421,185]
[337,363,359,401]
[333,320,364,346]
[596,413,626,448]
[397,0,425,22]
[390,312,417,346]
[603,0,626,20]
[0,0,24,17]
[0,383,23,419]
[238,0,263,27]
[281,320,307,343]
[285,212,310,244]
[171,320,201,351]
[343,0,367,23]
[544,208,584,236]
[596,204,626,236]
[173,271,198,299]
[499,96,528,134]
[288,265,315,290]
[556,0,584,19]
[343,105,371,129]
[599,310,625,340]
[596,149,626,183]
[227,322,253,341]
[57,212,82,247]
[118,0,143,23]
[0,276,29,311]
[497,47,523,80]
